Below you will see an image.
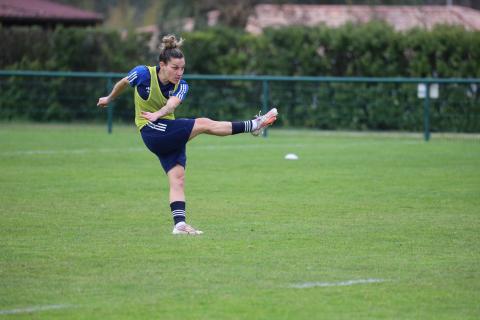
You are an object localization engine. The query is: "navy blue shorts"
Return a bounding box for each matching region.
[140,118,195,173]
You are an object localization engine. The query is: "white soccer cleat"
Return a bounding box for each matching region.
[251,107,278,136]
[172,222,203,235]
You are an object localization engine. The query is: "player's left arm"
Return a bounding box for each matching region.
[141,81,189,122]
[141,96,182,122]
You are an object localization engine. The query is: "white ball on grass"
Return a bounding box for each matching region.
[284,153,299,160]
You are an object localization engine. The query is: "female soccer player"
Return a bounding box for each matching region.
[97,35,277,235]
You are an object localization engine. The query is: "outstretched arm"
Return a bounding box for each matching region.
[97,77,130,108]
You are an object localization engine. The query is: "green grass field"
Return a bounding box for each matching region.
[1,124,479,319]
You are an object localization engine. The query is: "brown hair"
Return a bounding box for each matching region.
[158,34,184,64]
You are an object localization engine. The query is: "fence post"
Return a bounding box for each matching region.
[423,84,430,141]
[106,77,114,134]
[262,80,269,137]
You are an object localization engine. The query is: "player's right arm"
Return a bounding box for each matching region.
[97,77,129,108]
[97,66,146,108]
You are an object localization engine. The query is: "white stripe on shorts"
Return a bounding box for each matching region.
[147,122,167,132]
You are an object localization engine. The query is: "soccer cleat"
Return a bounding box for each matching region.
[172,222,203,235]
[251,107,278,136]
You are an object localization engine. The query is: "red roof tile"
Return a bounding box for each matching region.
[0,0,102,22]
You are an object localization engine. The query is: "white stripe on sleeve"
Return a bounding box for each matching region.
[174,83,188,100]
[127,71,138,84]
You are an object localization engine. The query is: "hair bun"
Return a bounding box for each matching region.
[161,35,184,50]
[158,34,185,63]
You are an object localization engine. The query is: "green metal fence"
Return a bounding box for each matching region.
[1,70,479,141]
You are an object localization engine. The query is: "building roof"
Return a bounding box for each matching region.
[246,5,480,34]
[0,0,103,26]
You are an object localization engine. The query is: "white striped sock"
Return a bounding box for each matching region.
[172,209,185,217]
[244,120,253,132]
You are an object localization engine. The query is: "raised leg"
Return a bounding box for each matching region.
[189,117,232,140]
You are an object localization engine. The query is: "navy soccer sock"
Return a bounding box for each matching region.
[170,201,186,225]
[232,120,255,135]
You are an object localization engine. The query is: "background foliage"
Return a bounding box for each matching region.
[0,22,479,131]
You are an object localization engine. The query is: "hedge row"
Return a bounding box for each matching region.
[0,23,479,131]
[0,26,152,71]
[181,22,480,78]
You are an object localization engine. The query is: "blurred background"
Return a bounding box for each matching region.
[0,0,479,134]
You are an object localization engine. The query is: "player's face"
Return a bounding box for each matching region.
[161,58,185,84]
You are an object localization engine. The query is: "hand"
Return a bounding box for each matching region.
[97,96,111,108]
[141,111,160,122]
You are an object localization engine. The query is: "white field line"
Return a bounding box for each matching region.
[0,304,72,315]
[0,147,144,156]
[290,278,386,289]
[0,143,313,156]
[0,135,435,157]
